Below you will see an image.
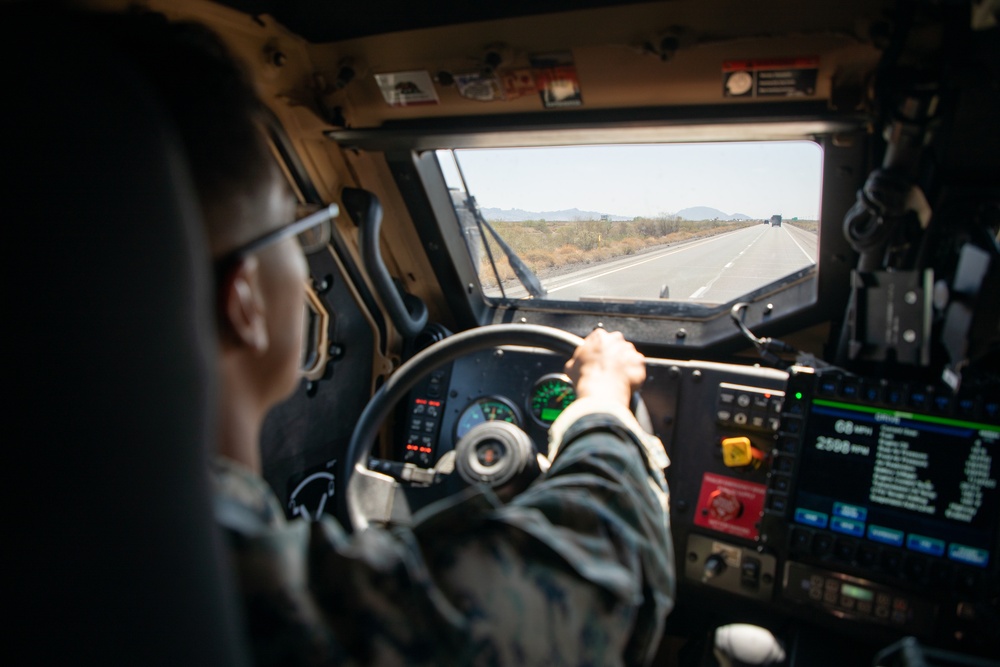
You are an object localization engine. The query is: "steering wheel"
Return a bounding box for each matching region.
[344,324,584,531]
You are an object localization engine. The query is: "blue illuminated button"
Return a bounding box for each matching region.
[831,517,865,537]
[907,534,945,557]
[885,387,904,406]
[833,502,868,522]
[868,525,904,547]
[948,544,990,568]
[863,384,882,402]
[794,508,828,529]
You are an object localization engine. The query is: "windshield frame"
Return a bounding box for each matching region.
[329,105,867,351]
[437,142,823,306]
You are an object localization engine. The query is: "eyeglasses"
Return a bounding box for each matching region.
[214,203,338,274]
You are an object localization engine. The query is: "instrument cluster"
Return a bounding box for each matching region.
[454,374,577,442]
[398,348,574,468]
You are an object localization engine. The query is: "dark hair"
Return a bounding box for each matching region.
[91,11,277,243]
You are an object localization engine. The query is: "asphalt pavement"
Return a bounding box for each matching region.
[499,224,817,303]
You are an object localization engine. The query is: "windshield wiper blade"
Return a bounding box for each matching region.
[451,151,547,299]
[471,200,547,299]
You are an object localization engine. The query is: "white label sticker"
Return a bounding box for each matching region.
[374,70,439,106]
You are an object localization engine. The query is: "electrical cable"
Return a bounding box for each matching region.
[730,303,796,368]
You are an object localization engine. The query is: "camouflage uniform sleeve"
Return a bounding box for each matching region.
[215,457,474,666]
[413,397,675,666]
[216,394,674,667]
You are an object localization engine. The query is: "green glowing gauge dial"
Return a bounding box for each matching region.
[455,397,520,441]
[530,374,577,426]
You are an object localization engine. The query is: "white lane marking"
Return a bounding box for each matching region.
[783,225,816,263]
[690,269,726,299]
[689,228,767,298]
[545,232,740,294]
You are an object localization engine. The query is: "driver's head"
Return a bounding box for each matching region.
[98,14,310,414]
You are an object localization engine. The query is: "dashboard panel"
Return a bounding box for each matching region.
[393,346,1000,658]
[396,348,572,469]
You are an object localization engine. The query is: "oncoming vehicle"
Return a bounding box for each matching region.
[10,0,999,665]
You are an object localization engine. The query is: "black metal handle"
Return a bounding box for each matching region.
[342,187,428,339]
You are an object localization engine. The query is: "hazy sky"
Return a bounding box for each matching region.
[438,141,823,220]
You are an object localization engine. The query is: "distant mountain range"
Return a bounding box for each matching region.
[479,205,753,222]
[675,206,753,221]
[478,207,631,222]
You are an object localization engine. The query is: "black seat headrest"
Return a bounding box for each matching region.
[4,8,247,665]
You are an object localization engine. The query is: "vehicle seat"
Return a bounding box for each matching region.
[4,8,247,665]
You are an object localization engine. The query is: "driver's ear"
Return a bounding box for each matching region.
[220,256,269,353]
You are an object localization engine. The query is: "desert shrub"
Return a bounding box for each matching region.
[523,249,556,268]
[552,244,585,265]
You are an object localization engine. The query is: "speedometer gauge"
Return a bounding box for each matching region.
[529,374,577,426]
[455,397,520,441]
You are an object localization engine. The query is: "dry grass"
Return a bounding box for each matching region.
[785,219,819,232]
[477,217,761,287]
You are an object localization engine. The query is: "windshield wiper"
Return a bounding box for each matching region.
[452,151,547,299]
[472,197,548,299]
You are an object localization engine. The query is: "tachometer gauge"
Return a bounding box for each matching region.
[529,374,577,426]
[455,397,520,441]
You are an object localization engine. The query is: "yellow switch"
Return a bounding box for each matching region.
[721,436,764,468]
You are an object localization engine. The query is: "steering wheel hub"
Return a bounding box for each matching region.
[454,420,537,489]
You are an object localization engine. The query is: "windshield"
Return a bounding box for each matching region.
[437,142,822,305]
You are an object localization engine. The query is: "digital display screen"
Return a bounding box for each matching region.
[540,407,564,422]
[793,398,999,568]
[840,583,874,601]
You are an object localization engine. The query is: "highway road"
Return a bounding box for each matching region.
[499,223,818,303]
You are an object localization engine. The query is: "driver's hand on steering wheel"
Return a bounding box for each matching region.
[564,329,645,409]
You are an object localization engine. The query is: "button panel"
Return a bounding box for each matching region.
[762,382,802,520]
[402,370,448,467]
[784,561,934,634]
[716,383,784,433]
[684,533,777,602]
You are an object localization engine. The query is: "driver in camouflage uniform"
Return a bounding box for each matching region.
[103,13,675,666]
